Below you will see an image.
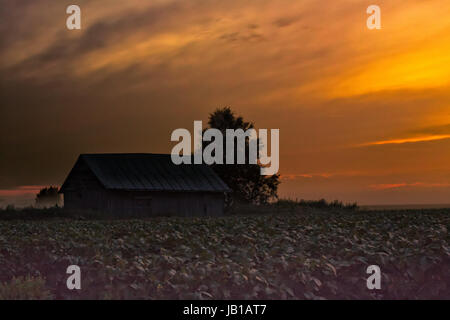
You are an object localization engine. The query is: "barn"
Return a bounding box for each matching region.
[59,154,231,216]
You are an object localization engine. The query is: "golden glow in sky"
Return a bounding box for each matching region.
[1,0,450,205]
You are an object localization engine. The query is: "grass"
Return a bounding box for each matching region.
[0,206,448,299]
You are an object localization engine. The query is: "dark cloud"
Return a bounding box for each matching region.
[273,16,301,28]
[2,1,187,80]
[219,31,265,43]
[220,32,240,42]
[241,33,265,43]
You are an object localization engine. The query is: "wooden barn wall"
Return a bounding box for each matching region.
[65,188,225,217]
[105,191,225,217]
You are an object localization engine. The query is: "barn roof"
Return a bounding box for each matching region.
[60,153,231,193]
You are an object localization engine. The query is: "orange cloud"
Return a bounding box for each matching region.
[361,134,450,146]
[370,182,450,190]
[281,174,314,180]
[280,171,362,181]
[0,186,46,197]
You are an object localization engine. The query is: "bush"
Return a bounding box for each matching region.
[35,186,61,208]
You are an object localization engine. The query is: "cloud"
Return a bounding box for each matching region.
[0,186,48,208]
[3,1,188,80]
[280,171,363,181]
[370,182,450,190]
[360,134,450,146]
[273,16,301,28]
[0,186,46,197]
[281,174,314,180]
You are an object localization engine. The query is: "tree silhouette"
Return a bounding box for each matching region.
[204,107,280,205]
[35,186,60,208]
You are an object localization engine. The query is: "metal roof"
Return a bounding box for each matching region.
[61,153,231,193]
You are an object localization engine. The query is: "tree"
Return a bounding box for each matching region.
[204,107,280,205]
[35,186,60,208]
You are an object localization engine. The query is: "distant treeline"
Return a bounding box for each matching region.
[275,198,359,210]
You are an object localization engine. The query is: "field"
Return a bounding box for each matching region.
[0,208,448,299]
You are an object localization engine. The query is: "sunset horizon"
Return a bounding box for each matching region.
[2,0,450,207]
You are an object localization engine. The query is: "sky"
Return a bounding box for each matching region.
[1,0,450,206]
